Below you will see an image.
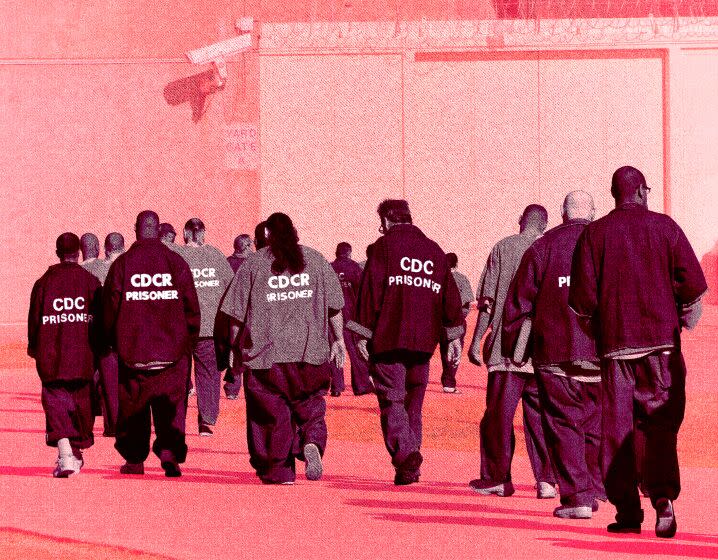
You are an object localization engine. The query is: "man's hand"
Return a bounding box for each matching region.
[330,340,346,369]
[468,339,482,366]
[357,338,370,362]
[447,338,462,368]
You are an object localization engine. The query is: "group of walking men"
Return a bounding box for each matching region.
[27,165,707,539]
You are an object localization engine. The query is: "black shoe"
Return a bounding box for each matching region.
[162,460,182,478]
[353,387,375,396]
[120,462,144,475]
[394,451,423,486]
[654,498,677,538]
[330,391,341,397]
[261,478,295,485]
[225,393,239,400]
[469,479,515,497]
[592,500,600,512]
[607,521,641,534]
[199,423,214,437]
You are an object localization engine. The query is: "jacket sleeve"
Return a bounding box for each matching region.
[441,265,465,341]
[568,228,598,318]
[176,259,201,348]
[502,246,540,360]
[102,259,123,347]
[672,223,708,306]
[27,279,42,358]
[347,240,386,340]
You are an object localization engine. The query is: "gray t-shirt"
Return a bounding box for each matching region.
[220,245,344,370]
[82,258,111,285]
[174,244,235,338]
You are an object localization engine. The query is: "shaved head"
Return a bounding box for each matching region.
[234,234,252,253]
[611,166,647,204]
[80,233,99,260]
[519,204,548,233]
[562,190,595,222]
[104,232,125,256]
[135,210,160,240]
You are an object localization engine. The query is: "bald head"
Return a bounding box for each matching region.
[104,232,125,258]
[562,191,595,222]
[80,233,99,260]
[611,166,648,207]
[135,210,160,240]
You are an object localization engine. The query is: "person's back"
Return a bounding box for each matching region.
[479,231,540,369]
[360,224,461,355]
[233,245,341,369]
[30,263,101,383]
[175,243,234,338]
[568,166,707,538]
[331,255,362,321]
[571,205,706,356]
[105,238,199,367]
[504,219,597,365]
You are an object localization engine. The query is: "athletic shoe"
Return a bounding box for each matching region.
[469,479,515,497]
[330,391,341,397]
[537,482,557,499]
[188,387,196,397]
[225,393,239,400]
[53,455,82,478]
[162,460,182,478]
[592,500,600,512]
[607,521,642,534]
[654,498,677,538]
[303,443,323,481]
[442,387,460,394]
[199,423,213,437]
[394,451,423,486]
[553,504,592,519]
[119,462,145,475]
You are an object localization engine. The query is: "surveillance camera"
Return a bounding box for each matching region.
[186,34,252,66]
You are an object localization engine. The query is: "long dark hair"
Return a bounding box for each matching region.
[266,213,305,275]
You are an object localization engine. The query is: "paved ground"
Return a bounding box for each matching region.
[1,308,717,559]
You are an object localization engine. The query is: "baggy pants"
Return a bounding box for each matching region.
[41,379,94,450]
[536,368,603,506]
[479,370,555,485]
[116,355,190,465]
[98,350,119,435]
[602,350,686,521]
[329,327,373,395]
[193,338,221,426]
[245,362,330,483]
[371,351,431,468]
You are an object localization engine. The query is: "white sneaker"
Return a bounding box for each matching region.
[537,481,557,499]
[53,455,82,478]
[303,443,323,481]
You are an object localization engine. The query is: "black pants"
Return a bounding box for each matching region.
[193,338,221,426]
[371,351,430,468]
[439,331,466,389]
[41,379,94,450]
[115,356,190,465]
[602,350,686,521]
[245,362,330,483]
[329,327,373,395]
[536,369,603,506]
[98,351,119,435]
[479,370,555,484]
